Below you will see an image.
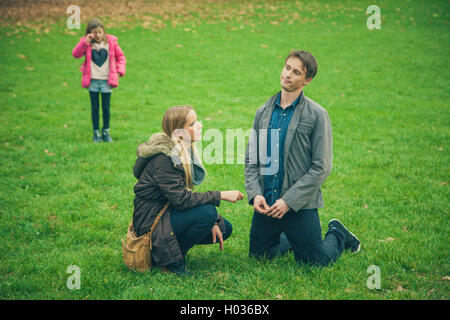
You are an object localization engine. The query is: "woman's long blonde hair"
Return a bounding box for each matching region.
[162,105,201,190]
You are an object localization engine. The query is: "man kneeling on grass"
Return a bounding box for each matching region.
[244,50,361,267]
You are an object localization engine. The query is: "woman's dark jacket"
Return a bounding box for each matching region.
[132,133,223,267]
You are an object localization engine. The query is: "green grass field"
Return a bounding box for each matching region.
[0,0,448,300]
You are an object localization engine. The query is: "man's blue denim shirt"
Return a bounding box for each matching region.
[263,91,303,207]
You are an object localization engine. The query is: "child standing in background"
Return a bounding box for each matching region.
[72,18,126,143]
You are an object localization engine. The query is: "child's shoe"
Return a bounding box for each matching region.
[102,128,113,143]
[93,130,102,143]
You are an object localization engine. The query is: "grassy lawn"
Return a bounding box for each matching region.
[0,0,448,299]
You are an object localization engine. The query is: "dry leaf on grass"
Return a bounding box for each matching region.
[395,284,405,291]
[44,149,55,156]
[379,237,395,242]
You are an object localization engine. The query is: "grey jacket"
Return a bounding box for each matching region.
[244,92,333,212]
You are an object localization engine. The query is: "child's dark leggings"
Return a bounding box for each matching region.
[170,204,233,257]
[89,91,111,131]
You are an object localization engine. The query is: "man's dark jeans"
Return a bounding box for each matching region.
[249,208,345,267]
[170,204,233,257]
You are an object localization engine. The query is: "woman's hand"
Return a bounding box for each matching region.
[211,224,223,251]
[220,190,244,203]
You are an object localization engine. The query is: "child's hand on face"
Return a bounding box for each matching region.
[86,33,94,44]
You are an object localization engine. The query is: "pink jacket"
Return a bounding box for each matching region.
[72,34,126,88]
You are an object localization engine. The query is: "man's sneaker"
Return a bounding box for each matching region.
[102,128,113,143]
[165,259,192,277]
[93,130,102,143]
[328,219,361,253]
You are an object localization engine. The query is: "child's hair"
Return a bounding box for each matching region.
[85,18,108,44]
[162,105,201,190]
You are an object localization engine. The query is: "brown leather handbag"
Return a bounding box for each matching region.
[122,202,169,272]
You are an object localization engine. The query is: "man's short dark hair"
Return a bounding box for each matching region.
[285,50,318,80]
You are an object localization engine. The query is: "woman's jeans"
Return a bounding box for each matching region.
[170,204,233,257]
[249,208,345,267]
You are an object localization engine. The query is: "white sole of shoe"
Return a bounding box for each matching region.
[328,219,361,253]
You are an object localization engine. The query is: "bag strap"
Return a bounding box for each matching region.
[149,202,170,234]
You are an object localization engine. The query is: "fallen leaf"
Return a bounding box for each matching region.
[395,284,404,291]
[25,66,34,71]
[442,276,450,281]
[403,226,409,233]
[18,54,26,59]
[379,237,395,242]
[364,204,368,209]
[44,149,55,156]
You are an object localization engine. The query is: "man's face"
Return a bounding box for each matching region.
[280,57,312,92]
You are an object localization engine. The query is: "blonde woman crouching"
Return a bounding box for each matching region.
[132,105,243,276]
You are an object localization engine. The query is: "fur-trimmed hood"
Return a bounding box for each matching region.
[137,132,174,158]
[134,133,205,185]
